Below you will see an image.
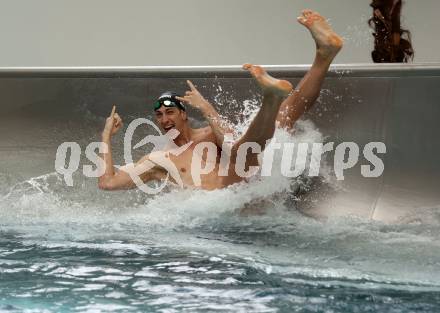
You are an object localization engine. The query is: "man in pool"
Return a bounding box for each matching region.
[98,10,343,191]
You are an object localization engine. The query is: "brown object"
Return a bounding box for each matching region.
[368,0,414,62]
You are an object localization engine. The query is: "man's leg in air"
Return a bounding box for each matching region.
[277,10,343,129]
[234,64,292,152]
[226,64,293,170]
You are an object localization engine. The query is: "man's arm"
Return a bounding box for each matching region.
[98,106,163,190]
[99,155,163,191]
[177,80,234,147]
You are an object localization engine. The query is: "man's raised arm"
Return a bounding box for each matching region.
[177,80,234,146]
[98,106,162,190]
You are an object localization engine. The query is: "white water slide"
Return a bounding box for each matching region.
[1,64,439,223]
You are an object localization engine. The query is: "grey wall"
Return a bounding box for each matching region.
[0,0,439,66]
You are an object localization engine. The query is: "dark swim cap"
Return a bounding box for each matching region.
[154,91,186,111]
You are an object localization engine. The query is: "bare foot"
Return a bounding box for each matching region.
[242,63,293,97]
[297,10,343,59]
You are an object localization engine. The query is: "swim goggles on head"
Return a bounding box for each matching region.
[154,97,185,111]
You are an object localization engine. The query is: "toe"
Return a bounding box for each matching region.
[302,9,313,17]
[242,63,252,70]
[297,16,307,25]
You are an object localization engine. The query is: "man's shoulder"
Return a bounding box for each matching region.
[190,126,218,146]
[192,126,213,138]
[193,125,212,133]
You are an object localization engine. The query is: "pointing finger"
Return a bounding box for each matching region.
[187,80,197,91]
[110,105,116,118]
